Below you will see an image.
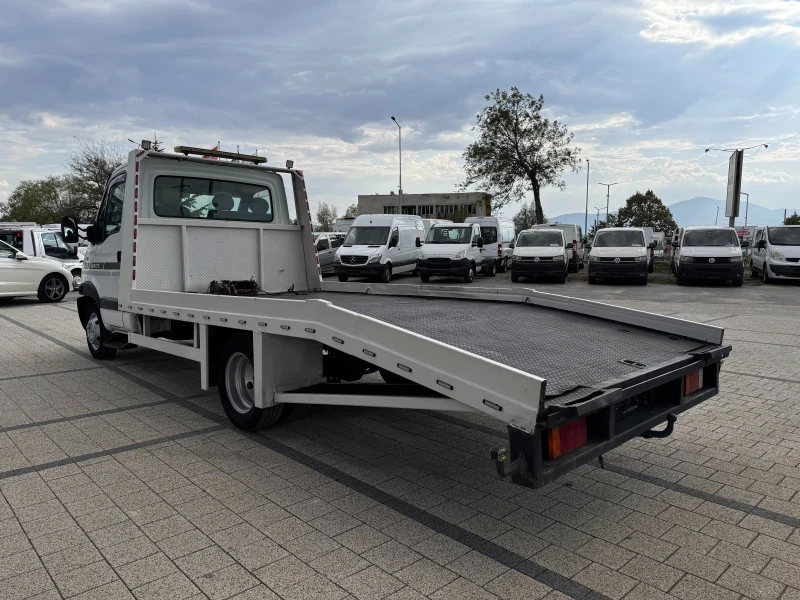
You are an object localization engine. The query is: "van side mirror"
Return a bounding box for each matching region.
[415,237,421,248]
[509,243,515,249]
[565,243,573,250]
[388,236,398,248]
[648,241,657,249]
[757,240,766,249]
[477,238,484,248]
[672,242,680,248]
[584,243,592,249]
[15,252,28,261]
[61,216,79,243]
[741,241,750,248]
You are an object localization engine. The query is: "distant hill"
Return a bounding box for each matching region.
[549,197,788,229]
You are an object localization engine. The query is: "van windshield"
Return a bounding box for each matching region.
[426,227,472,244]
[479,227,497,244]
[683,230,738,247]
[517,231,562,247]
[594,230,644,247]
[768,227,800,246]
[343,226,390,246]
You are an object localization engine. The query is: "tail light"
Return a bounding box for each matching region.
[546,418,587,460]
[684,369,703,395]
[573,239,578,256]
[497,243,502,257]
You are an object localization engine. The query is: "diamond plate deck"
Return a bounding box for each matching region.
[308,292,706,398]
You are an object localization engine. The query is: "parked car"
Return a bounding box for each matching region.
[335,214,424,283]
[511,229,570,283]
[416,223,492,283]
[0,239,73,302]
[673,226,746,286]
[750,225,800,283]
[0,224,83,288]
[532,223,585,272]
[314,232,346,273]
[465,216,516,272]
[586,228,654,285]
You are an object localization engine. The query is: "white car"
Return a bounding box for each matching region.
[0,239,73,302]
[416,223,491,283]
[586,228,653,285]
[511,228,570,283]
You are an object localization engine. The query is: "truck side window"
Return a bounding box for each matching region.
[41,232,71,257]
[153,176,274,223]
[99,179,126,238]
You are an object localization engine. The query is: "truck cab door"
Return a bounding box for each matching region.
[87,174,126,327]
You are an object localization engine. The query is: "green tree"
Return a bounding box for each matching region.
[460,87,581,223]
[65,139,125,219]
[315,202,338,232]
[784,211,800,225]
[613,190,676,232]
[0,176,79,224]
[588,217,616,239]
[512,202,547,233]
[343,204,359,218]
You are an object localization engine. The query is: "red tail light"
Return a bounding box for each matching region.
[546,418,587,460]
[573,239,578,255]
[684,370,703,395]
[497,243,502,257]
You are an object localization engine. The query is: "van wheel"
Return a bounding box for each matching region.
[219,334,284,431]
[639,276,648,286]
[763,266,772,284]
[511,273,519,283]
[420,273,430,282]
[732,279,743,287]
[85,304,117,360]
[557,272,566,284]
[337,274,349,282]
[38,274,67,303]
[484,262,496,277]
[378,264,392,283]
[464,266,475,283]
[588,275,597,285]
[648,262,654,274]
[750,264,758,278]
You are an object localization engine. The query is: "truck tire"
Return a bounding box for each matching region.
[464,265,475,283]
[85,304,117,360]
[497,258,507,273]
[279,403,312,423]
[378,264,392,283]
[420,273,430,282]
[337,274,349,282]
[37,274,68,303]
[219,334,284,431]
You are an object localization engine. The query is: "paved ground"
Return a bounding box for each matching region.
[0,280,799,600]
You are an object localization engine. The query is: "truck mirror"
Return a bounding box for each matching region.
[648,241,657,249]
[584,243,592,249]
[415,237,421,248]
[757,240,766,249]
[85,225,99,245]
[565,243,573,249]
[477,238,484,248]
[740,241,750,248]
[61,216,79,243]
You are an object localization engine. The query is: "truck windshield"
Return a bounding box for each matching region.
[426,227,472,244]
[594,231,644,247]
[343,226,390,246]
[768,227,800,246]
[683,230,738,247]
[517,231,562,247]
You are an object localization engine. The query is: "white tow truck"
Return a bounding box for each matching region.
[61,145,731,488]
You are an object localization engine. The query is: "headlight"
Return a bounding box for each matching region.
[635,255,647,263]
[368,253,382,263]
[334,254,341,263]
[730,254,743,263]
[680,255,693,263]
[552,254,564,262]
[454,250,466,260]
[589,255,600,262]
[770,250,786,261]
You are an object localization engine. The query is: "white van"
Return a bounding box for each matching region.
[416,222,491,283]
[586,227,653,285]
[532,223,585,272]
[673,227,745,286]
[510,228,570,284]
[334,214,424,283]
[465,216,516,272]
[0,224,84,289]
[750,225,800,282]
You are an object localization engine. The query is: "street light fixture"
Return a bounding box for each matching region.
[598,182,619,220]
[391,116,402,214]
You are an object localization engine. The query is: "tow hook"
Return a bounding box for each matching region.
[641,413,677,439]
[490,447,527,478]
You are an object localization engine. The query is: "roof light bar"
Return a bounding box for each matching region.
[173,146,267,165]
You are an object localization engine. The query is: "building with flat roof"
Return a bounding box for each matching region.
[357,192,491,219]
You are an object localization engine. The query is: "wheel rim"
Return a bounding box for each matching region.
[45,277,65,300]
[467,268,474,281]
[383,267,391,282]
[225,352,255,414]
[86,313,102,351]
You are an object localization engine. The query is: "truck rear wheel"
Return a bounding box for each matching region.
[85,304,117,360]
[219,334,284,431]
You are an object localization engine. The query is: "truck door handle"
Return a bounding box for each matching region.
[117,251,121,263]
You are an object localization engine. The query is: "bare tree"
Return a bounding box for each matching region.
[315,202,338,232]
[66,139,126,218]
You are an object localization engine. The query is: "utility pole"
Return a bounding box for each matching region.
[598,182,619,222]
[715,206,720,226]
[741,192,749,229]
[594,206,603,232]
[584,159,589,241]
[391,116,402,214]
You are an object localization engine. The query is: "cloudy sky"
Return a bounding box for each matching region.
[2,0,800,221]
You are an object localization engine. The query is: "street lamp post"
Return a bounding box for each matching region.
[598,182,619,222]
[391,116,402,214]
[594,206,603,232]
[741,192,749,228]
[584,159,589,241]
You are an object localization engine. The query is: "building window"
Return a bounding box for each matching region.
[383,206,397,214]
[401,206,417,215]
